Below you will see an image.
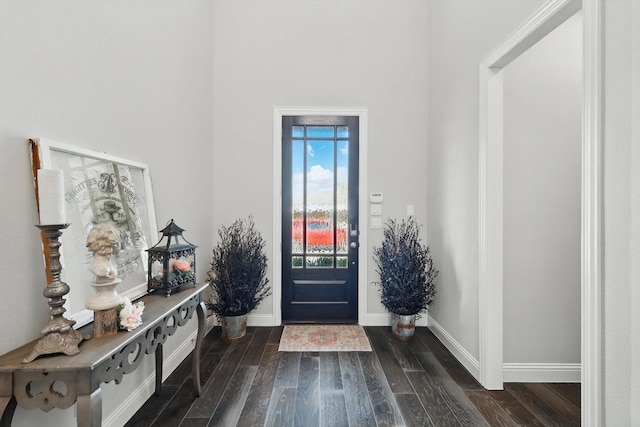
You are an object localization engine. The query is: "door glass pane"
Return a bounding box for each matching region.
[337,126,349,138]
[307,256,334,268]
[307,126,335,138]
[336,140,348,254]
[306,140,334,254]
[292,140,304,254]
[336,256,348,268]
[289,122,352,270]
[292,126,304,138]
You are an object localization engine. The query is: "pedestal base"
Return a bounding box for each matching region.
[86,279,122,311]
[22,329,85,363]
[93,307,118,338]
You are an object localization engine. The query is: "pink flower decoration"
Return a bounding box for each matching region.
[118,297,145,331]
[170,259,192,273]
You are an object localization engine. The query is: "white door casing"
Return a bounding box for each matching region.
[478,0,602,425]
[273,107,368,326]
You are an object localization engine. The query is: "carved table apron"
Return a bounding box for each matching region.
[0,282,207,427]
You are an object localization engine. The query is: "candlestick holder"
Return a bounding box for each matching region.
[23,224,87,363]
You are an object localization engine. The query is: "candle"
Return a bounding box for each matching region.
[38,169,66,225]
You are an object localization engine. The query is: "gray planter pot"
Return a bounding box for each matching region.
[221,314,248,343]
[391,313,416,341]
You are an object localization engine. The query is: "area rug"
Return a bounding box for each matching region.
[278,325,372,352]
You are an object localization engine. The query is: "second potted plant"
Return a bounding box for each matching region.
[373,217,438,340]
[207,216,271,343]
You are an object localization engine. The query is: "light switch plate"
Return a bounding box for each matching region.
[369,192,383,203]
[370,204,382,216]
[371,217,382,229]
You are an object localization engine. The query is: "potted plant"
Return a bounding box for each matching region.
[373,217,438,340]
[207,216,271,343]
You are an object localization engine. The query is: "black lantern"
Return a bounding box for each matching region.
[147,219,196,296]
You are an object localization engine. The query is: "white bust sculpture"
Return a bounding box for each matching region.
[86,223,120,283]
[86,223,123,311]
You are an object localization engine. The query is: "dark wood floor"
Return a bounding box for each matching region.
[125,326,580,427]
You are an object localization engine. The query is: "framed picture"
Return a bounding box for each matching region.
[30,138,158,328]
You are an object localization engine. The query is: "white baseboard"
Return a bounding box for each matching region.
[416,315,429,327]
[364,313,390,326]
[104,370,156,427]
[243,312,417,327]
[503,363,581,383]
[245,312,430,327]
[206,313,217,332]
[248,313,276,327]
[427,315,481,381]
[104,328,198,427]
[363,312,432,327]
[427,316,580,384]
[247,313,420,326]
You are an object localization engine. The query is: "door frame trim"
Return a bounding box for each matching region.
[479,0,582,390]
[479,0,602,424]
[273,107,368,326]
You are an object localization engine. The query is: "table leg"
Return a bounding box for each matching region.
[192,301,206,396]
[76,388,101,427]
[0,396,16,427]
[155,343,163,396]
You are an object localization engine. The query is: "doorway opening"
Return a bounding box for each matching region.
[478,0,602,423]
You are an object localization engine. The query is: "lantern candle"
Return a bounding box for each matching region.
[37,169,66,225]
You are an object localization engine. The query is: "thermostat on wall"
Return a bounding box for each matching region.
[369,192,383,203]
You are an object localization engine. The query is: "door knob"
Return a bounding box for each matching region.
[350,242,357,248]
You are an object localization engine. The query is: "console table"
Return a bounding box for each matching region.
[0,282,208,427]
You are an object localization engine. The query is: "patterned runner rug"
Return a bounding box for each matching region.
[278,325,372,352]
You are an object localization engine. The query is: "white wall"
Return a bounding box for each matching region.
[602,1,640,424]
[426,0,545,363]
[212,0,430,322]
[631,3,640,423]
[502,12,582,365]
[0,1,213,425]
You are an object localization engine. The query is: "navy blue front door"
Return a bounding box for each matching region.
[281,115,359,323]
